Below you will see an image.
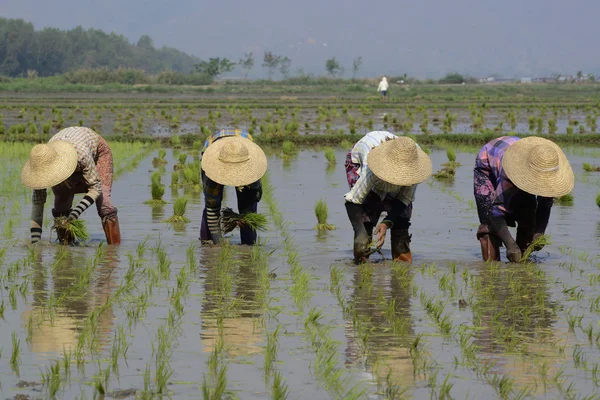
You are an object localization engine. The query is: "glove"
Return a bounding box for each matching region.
[490,218,521,263]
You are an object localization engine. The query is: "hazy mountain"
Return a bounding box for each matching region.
[2,0,598,78]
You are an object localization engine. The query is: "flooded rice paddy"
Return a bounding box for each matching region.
[1,142,600,399]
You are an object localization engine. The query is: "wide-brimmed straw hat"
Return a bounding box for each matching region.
[21,141,78,189]
[502,136,574,197]
[201,136,267,186]
[368,136,432,186]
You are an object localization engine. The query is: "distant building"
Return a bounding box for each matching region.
[521,77,532,84]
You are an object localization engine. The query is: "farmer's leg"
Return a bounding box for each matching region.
[512,193,537,253]
[200,170,224,243]
[51,184,75,244]
[389,201,413,263]
[346,201,373,262]
[96,137,120,244]
[236,182,261,245]
[474,168,500,261]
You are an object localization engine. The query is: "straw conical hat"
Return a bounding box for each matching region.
[21,141,78,189]
[201,136,267,186]
[502,136,574,197]
[368,136,432,186]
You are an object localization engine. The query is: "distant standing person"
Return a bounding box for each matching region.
[474,136,574,262]
[377,77,389,101]
[344,131,432,263]
[200,129,267,245]
[21,126,121,245]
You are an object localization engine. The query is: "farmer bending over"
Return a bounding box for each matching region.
[474,136,573,262]
[200,129,267,245]
[345,131,432,263]
[21,126,121,245]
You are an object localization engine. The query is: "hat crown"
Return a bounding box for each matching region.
[529,144,559,173]
[218,139,250,164]
[387,137,418,162]
[30,144,59,171]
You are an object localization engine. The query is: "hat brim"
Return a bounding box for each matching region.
[21,141,78,189]
[201,137,267,186]
[502,136,574,197]
[368,140,432,186]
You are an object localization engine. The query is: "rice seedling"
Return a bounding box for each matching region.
[555,192,574,206]
[170,134,182,148]
[52,217,89,243]
[152,148,168,166]
[221,207,268,233]
[583,162,600,172]
[324,147,336,164]
[165,197,190,223]
[282,141,296,156]
[144,172,167,205]
[314,200,335,230]
[596,192,600,208]
[433,166,456,181]
[10,330,21,375]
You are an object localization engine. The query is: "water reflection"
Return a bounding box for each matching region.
[151,205,166,224]
[23,246,118,355]
[471,263,561,391]
[344,264,415,392]
[199,247,264,357]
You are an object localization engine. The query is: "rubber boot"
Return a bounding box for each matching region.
[391,228,412,263]
[52,209,74,245]
[479,234,501,261]
[102,215,121,245]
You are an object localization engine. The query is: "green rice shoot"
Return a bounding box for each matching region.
[555,192,574,206]
[314,200,336,230]
[178,153,187,165]
[596,192,600,208]
[52,217,89,243]
[282,141,296,156]
[145,173,167,205]
[520,234,551,262]
[324,148,336,164]
[165,197,190,223]
[446,148,456,162]
[433,166,456,181]
[583,162,600,172]
[152,148,168,166]
[221,207,268,234]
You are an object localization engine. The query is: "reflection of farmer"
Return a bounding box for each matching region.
[200,129,267,245]
[344,132,432,263]
[377,77,389,100]
[21,127,121,244]
[23,247,117,354]
[474,136,574,262]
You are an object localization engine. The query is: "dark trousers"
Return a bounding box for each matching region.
[200,187,259,245]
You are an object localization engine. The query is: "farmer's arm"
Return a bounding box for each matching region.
[344,168,375,205]
[203,174,224,243]
[69,152,101,220]
[30,189,46,243]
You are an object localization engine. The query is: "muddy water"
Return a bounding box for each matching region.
[1,147,600,399]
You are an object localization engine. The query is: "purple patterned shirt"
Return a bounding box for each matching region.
[474,136,553,218]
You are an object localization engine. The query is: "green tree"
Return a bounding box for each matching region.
[325,57,343,78]
[438,73,465,84]
[137,35,154,50]
[194,58,236,78]
[279,56,292,79]
[262,51,281,80]
[238,52,254,79]
[352,56,362,81]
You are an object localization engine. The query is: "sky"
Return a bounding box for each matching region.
[2,0,599,79]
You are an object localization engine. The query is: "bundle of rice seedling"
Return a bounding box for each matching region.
[324,148,336,164]
[520,234,551,262]
[555,192,574,206]
[174,153,187,170]
[144,172,167,205]
[583,162,600,172]
[152,149,168,166]
[221,207,268,234]
[433,167,456,181]
[165,197,190,223]
[282,141,296,156]
[441,148,462,168]
[314,200,336,230]
[52,217,89,243]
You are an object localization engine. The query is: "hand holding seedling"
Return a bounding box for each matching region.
[374,223,388,249]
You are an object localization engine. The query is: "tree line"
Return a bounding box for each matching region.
[0,17,200,77]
